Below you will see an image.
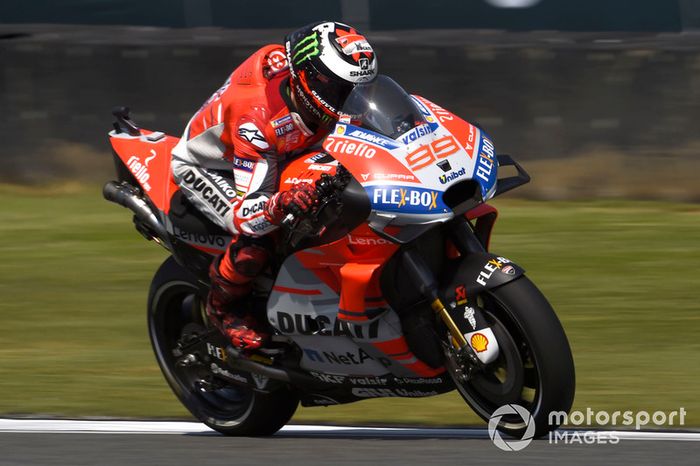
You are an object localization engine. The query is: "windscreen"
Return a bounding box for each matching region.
[340,75,427,139]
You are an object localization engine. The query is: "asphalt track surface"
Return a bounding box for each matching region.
[1,420,699,466]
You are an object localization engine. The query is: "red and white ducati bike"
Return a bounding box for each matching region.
[104,75,574,437]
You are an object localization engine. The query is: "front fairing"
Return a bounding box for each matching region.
[322,76,498,227]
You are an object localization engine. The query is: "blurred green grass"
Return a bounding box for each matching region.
[0,186,698,426]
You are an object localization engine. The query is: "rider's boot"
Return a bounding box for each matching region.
[206,243,269,350]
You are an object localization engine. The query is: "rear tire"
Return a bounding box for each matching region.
[147,256,299,436]
[447,276,575,438]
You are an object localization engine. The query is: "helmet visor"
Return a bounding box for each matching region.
[303,66,355,116]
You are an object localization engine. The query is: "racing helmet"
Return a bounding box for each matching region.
[285,21,378,128]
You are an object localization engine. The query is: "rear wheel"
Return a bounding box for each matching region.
[147,256,299,436]
[446,276,575,438]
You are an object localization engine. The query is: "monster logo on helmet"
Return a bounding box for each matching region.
[292,32,320,66]
[286,21,378,127]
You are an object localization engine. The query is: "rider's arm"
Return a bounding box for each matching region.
[232,151,281,237]
[229,108,291,237]
[231,138,316,237]
[229,105,316,237]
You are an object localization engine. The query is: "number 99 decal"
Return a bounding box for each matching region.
[404,135,460,171]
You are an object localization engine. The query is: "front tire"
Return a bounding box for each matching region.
[147,256,299,436]
[447,276,575,438]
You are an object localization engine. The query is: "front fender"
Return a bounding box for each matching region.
[440,253,525,302]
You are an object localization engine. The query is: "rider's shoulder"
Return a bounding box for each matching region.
[232,110,274,158]
[229,44,289,87]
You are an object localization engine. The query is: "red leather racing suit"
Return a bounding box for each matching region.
[171,44,327,238]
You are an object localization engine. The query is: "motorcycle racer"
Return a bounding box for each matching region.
[170,21,378,349]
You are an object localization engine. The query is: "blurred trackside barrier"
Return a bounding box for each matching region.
[1,24,700,199]
[0,0,692,31]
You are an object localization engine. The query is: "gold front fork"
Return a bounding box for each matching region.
[430,298,468,348]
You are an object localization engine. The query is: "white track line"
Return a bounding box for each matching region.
[0,419,214,435]
[0,419,698,441]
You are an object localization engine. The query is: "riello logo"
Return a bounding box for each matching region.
[127,154,154,192]
[325,136,377,159]
[439,167,466,184]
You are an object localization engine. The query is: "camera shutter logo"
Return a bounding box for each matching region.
[488,404,536,451]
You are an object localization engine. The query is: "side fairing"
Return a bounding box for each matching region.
[268,251,446,378]
[267,255,415,376]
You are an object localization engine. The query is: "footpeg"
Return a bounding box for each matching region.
[194,378,222,392]
[176,353,199,367]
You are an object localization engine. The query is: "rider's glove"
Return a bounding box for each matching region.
[264,182,317,225]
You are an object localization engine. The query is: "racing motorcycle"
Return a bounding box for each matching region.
[104,75,574,438]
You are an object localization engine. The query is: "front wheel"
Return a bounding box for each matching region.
[446,276,575,438]
[147,256,299,436]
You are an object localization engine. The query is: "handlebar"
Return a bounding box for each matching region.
[280,165,351,244]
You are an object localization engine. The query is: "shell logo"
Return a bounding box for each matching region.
[470,332,489,353]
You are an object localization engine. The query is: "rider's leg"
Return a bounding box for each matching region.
[207,236,270,349]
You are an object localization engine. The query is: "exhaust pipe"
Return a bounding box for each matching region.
[103,181,168,240]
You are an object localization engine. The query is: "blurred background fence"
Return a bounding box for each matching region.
[2,0,700,199]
